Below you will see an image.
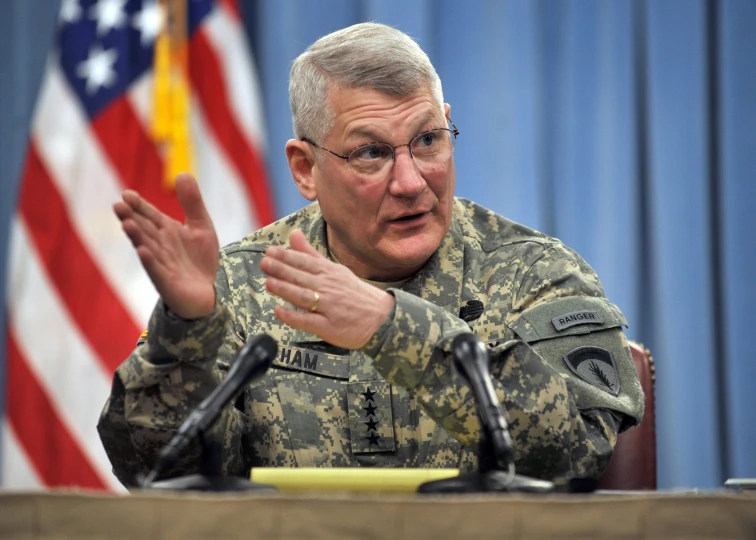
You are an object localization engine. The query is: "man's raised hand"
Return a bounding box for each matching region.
[261,230,396,350]
[113,173,219,319]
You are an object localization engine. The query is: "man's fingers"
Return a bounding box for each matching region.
[289,229,321,258]
[262,230,325,274]
[262,256,316,288]
[121,218,162,257]
[273,305,323,336]
[265,237,327,274]
[127,208,162,243]
[121,219,143,247]
[122,190,166,227]
[113,201,133,222]
[264,247,318,274]
[266,276,320,312]
[175,173,213,227]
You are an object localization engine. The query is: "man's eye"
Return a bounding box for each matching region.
[416,132,437,147]
[351,144,391,161]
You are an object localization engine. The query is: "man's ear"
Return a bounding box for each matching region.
[286,139,318,201]
[444,103,452,119]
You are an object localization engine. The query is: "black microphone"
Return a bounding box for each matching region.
[145,334,277,483]
[452,332,515,468]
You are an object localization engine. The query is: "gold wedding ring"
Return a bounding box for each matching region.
[309,292,320,312]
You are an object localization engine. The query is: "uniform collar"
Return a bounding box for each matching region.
[402,212,465,317]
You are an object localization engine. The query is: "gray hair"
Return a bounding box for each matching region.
[289,22,445,142]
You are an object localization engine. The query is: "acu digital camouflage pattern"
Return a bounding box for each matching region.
[98,198,644,488]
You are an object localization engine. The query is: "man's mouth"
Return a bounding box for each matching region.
[392,212,427,222]
[387,211,431,228]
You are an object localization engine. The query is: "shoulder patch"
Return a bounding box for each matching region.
[563,346,620,396]
[136,329,148,346]
[552,310,604,331]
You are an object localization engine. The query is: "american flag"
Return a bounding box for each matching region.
[2,0,274,490]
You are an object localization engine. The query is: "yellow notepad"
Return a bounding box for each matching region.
[250,467,460,493]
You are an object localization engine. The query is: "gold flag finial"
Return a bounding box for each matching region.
[152,0,194,190]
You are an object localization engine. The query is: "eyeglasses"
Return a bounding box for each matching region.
[301,119,459,179]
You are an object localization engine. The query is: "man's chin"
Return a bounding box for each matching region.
[377,233,442,271]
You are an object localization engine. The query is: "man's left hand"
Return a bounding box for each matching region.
[261,230,396,349]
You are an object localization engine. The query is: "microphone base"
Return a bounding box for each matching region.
[418,471,555,494]
[148,474,277,493]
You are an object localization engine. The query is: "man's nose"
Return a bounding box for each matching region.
[388,148,426,197]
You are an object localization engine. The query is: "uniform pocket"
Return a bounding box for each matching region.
[247,341,352,467]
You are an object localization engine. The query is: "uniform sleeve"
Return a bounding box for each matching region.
[97,255,249,488]
[362,244,644,480]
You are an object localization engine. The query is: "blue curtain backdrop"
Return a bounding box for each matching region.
[1,0,754,489]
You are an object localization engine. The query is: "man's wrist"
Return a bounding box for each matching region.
[163,301,216,322]
[360,290,400,354]
[146,296,227,364]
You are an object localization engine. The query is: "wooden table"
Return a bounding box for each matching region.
[1,489,754,539]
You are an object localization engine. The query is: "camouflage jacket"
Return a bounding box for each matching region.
[98,198,644,488]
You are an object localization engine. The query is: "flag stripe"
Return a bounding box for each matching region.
[19,143,140,373]
[219,0,241,21]
[2,422,43,489]
[6,330,108,490]
[190,99,257,245]
[126,73,153,130]
[7,218,120,490]
[32,66,159,327]
[91,97,185,222]
[204,6,268,151]
[189,29,275,226]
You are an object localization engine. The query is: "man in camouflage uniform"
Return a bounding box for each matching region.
[98,23,644,488]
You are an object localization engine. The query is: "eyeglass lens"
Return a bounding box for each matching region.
[347,128,456,177]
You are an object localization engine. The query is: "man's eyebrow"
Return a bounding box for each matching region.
[414,111,444,131]
[344,111,445,143]
[345,126,385,142]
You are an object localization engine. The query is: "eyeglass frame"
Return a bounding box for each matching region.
[300,118,459,167]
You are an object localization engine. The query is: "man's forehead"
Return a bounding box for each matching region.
[326,85,444,138]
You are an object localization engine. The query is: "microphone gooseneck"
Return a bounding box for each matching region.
[452,332,515,471]
[145,334,277,484]
[418,333,557,493]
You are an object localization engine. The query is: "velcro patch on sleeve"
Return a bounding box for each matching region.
[508,296,627,343]
[347,381,395,454]
[563,345,620,396]
[552,310,604,331]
